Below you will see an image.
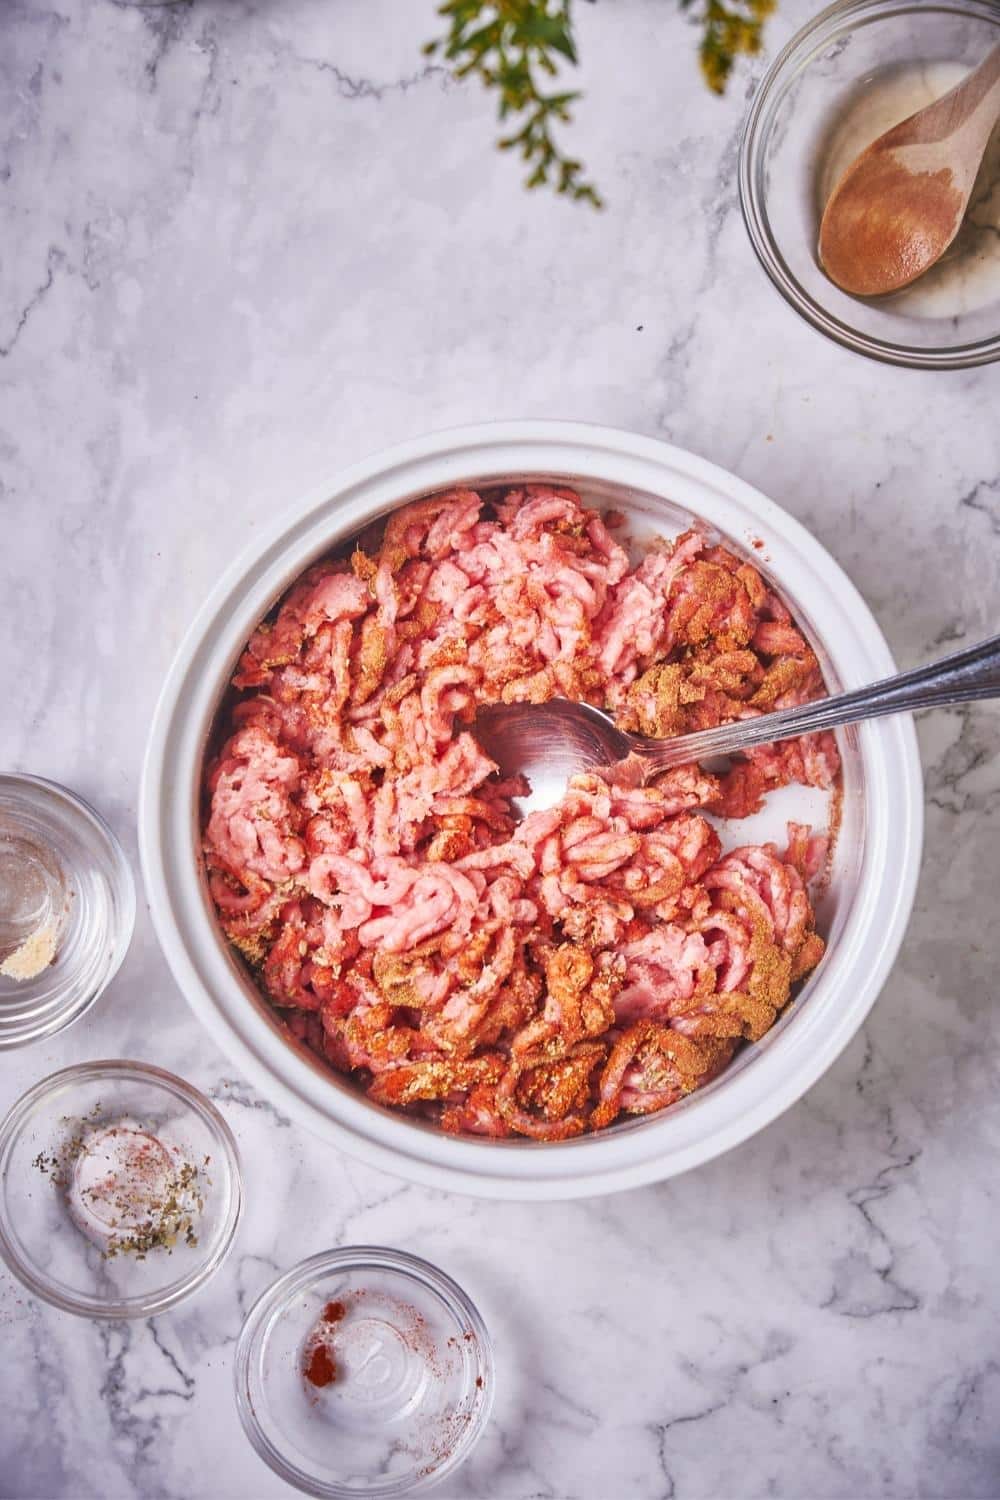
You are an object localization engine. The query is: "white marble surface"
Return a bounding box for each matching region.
[2,1,1000,1496]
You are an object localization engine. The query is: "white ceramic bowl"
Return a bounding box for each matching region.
[139,422,923,1199]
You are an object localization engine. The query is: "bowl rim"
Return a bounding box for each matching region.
[738,0,1000,370]
[0,1057,244,1317]
[233,1245,495,1499]
[138,419,924,1200]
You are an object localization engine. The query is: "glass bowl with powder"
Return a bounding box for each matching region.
[235,1247,494,1498]
[0,775,135,1047]
[739,0,1000,368]
[0,1060,243,1317]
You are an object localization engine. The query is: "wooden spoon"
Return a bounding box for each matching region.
[818,44,1000,297]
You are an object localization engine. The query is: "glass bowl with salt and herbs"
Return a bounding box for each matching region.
[0,1061,243,1318]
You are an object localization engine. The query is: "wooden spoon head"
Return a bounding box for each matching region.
[819,45,1000,298]
[818,140,965,297]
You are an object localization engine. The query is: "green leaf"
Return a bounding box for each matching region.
[423,0,775,208]
[425,0,603,207]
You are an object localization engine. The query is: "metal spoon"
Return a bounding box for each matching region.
[819,43,1000,297]
[475,632,1000,811]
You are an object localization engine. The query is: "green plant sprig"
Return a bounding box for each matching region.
[425,1,603,207]
[425,0,776,206]
[688,0,775,93]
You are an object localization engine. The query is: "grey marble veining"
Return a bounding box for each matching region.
[2,1,999,1497]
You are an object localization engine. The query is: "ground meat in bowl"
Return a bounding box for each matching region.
[202,486,837,1140]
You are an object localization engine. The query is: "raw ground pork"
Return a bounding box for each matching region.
[203,487,837,1140]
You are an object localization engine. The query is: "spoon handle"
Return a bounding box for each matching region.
[634,631,1000,771]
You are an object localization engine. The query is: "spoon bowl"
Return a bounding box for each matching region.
[476,700,636,813]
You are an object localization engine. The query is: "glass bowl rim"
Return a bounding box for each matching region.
[0,774,137,1049]
[738,0,1000,370]
[234,1244,496,1500]
[0,1057,244,1318]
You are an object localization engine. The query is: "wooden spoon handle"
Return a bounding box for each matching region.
[900,42,1000,146]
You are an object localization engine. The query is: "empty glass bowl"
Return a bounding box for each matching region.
[739,0,1000,367]
[0,775,135,1047]
[0,1060,243,1317]
[235,1247,494,1497]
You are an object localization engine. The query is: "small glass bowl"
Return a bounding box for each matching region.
[0,775,135,1048]
[235,1247,494,1498]
[739,0,1000,368]
[0,1060,243,1318]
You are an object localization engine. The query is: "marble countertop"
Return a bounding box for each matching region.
[3,1,999,1497]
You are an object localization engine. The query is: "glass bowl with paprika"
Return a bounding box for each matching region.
[234,1246,494,1498]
